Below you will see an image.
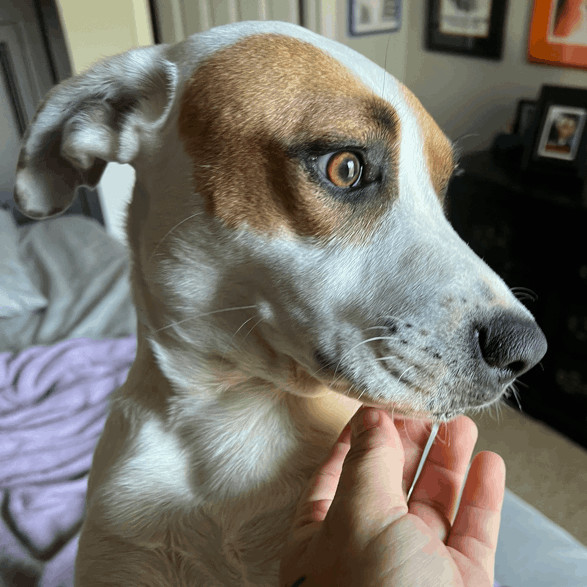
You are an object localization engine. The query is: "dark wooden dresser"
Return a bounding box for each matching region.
[447,151,587,448]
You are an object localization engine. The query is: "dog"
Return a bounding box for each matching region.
[14,21,547,586]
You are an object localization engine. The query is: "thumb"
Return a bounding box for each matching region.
[324,408,408,547]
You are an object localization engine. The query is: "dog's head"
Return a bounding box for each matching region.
[15,22,546,420]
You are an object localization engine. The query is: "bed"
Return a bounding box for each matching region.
[1,207,586,586]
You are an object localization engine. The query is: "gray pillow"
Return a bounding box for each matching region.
[0,209,48,317]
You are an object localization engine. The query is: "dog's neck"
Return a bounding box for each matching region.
[125,328,359,506]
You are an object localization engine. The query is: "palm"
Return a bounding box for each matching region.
[280,413,505,587]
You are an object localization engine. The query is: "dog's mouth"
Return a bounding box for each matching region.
[309,345,506,422]
[311,348,438,419]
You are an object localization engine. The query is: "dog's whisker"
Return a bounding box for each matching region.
[511,286,538,302]
[381,32,392,97]
[511,291,538,303]
[400,417,414,446]
[329,370,351,390]
[495,401,503,425]
[154,304,258,334]
[307,355,357,386]
[349,335,396,350]
[232,314,259,339]
[453,133,481,154]
[515,295,535,303]
[509,383,524,412]
[398,366,415,383]
[364,325,397,333]
[241,317,264,342]
[440,422,451,447]
[307,364,332,380]
[218,312,260,364]
[148,212,204,264]
[373,355,398,362]
[514,378,529,389]
[329,334,395,382]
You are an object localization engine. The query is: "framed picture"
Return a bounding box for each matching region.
[349,0,402,36]
[513,99,537,137]
[523,85,587,179]
[528,0,587,69]
[426,0,508,59]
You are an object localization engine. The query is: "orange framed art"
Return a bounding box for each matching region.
[528,0,587,69]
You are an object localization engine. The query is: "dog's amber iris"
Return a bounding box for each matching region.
[326,152,361,188]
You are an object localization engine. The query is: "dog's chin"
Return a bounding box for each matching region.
[309,345,514,422]
[305,362,505,423]
[337,391,464,423]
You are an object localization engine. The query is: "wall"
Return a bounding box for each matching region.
[57,0,153,73]
[404,2,587,152]
[334,0,408,81]
[56,0,153,242]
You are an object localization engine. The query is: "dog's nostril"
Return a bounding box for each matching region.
[475,315,547,380]
[506,360,526,374]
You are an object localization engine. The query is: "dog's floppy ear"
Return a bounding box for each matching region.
[14,45,177,219]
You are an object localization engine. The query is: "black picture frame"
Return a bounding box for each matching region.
[522,85,587,181]
[426,0,508,60]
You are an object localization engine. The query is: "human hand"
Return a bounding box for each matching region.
[280,407,505,586]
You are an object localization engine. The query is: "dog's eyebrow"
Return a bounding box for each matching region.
[284,98,400,161]
[285,137,372,160]
[452,143,462,168]
[367,100,400,132]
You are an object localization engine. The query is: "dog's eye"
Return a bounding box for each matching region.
[318,151,363,188]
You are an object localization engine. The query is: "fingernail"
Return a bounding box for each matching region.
[352,408,380,436]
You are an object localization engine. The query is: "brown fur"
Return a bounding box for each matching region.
[178,34,401,241]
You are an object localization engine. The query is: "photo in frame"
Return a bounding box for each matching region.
[426,0,508,59]
[523,85,587,179]
[528,0,587,69]
[349,0,402,36]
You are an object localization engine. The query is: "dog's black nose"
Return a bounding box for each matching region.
[476,313,547,382]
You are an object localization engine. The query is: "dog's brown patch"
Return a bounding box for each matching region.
[178,34,400,240]
[400,84,455,200]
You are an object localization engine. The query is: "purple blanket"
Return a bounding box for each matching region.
[0,337,136,586]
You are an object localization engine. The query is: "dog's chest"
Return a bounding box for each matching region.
[97,397,323,585]
[120,464,307,586]
[182,497,299,586]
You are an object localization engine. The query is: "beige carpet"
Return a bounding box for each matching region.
[471,404,587,545]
